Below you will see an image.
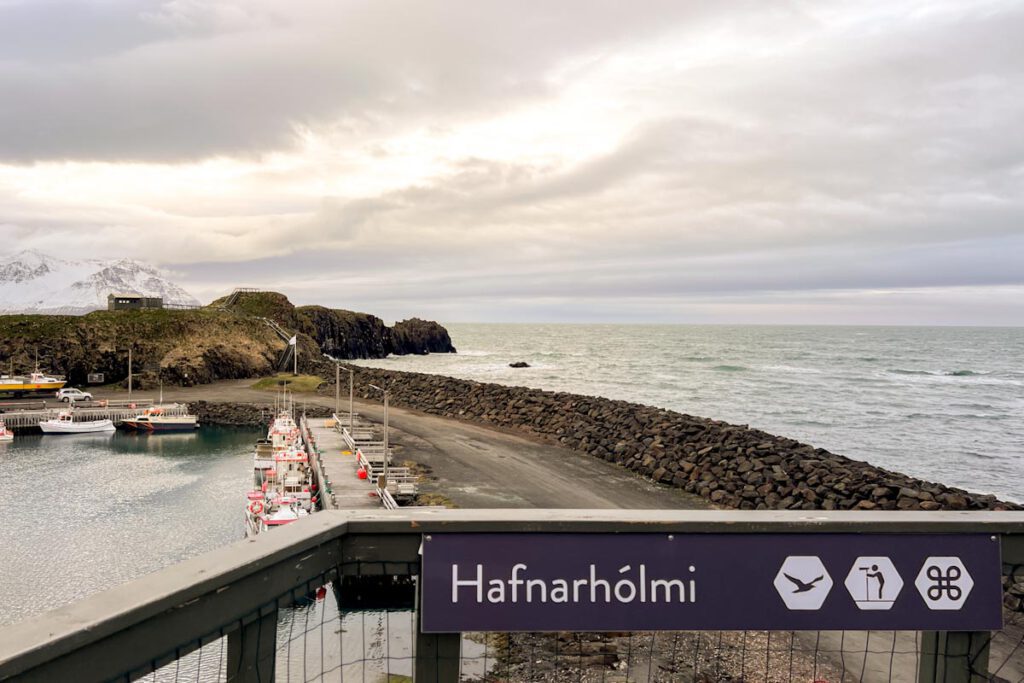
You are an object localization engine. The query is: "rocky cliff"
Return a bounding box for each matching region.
[299,306,393,358]
[211,291,456,358]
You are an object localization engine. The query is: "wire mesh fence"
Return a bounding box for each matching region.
[125,560,1024,683]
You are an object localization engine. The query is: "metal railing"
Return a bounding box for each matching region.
[356,449,417,499]
[0,400,184,428]
[218,288,265,310]
[339,425,380,451]
[0,510,1022,683]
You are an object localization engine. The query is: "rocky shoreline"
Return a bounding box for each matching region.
[289,367,1017,512]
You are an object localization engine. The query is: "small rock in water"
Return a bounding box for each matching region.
[509,361,530,368]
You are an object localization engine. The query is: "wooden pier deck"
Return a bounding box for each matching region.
[302,415,380,511]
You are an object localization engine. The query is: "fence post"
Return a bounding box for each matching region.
[226,608,278,683]
[918,631,991,683]
[414,630,460,683]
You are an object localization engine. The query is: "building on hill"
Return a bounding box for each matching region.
[107,293,164,311]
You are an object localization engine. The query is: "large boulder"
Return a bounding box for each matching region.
[391,318,456,355]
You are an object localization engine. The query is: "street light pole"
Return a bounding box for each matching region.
[335,362,340,415]
[128,346,133,402]
[347,367,354,434]
[367,383,389,482]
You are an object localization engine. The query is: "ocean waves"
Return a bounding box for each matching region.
[354,324,1024,502]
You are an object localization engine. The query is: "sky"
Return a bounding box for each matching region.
[0,0,1022,324]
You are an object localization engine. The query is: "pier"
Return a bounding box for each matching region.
[299,411,418,512]
[0,400,185,429]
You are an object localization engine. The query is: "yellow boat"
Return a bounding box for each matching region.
[0,371,67,396]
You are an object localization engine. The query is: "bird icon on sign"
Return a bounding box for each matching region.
[784,573,825,593]
[774,557,833,610]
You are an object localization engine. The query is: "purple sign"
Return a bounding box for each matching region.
[420,533,1002,632]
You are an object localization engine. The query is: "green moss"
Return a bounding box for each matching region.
[251,373,324,393]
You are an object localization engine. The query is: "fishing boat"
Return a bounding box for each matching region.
[245,397,317,537]
[120,405,199,432]
[0,371,66,397]
[0,421,13,443]
[39,410,115,434]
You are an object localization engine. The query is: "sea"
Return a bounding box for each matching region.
[353,324,1024,504]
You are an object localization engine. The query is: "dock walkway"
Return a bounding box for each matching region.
[302,415,378,511]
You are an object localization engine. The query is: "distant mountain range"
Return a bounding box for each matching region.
[0,250,200,315]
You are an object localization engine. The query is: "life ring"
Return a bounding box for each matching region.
[248,500,264,515]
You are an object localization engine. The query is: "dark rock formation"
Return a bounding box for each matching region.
[318,367,1020,513]
[509,361,530,368]
[300,306,392,359]
[391,318,456,355]
[220,291,456,359]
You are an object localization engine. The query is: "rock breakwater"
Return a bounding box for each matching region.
[191,400,332,427]
[321,367,1018,512]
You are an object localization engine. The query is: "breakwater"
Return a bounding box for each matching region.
[191,401,332,427]
[308,367,1017,512]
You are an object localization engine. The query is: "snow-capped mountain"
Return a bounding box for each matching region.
[0,250,201,315]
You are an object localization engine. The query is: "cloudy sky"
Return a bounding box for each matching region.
[1,0,1022,324]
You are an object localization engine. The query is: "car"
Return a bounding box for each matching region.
[56,387,93,403]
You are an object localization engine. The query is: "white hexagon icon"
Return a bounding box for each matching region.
[915,557,974,610]
[774,556,833,610]
[844,557,904,610]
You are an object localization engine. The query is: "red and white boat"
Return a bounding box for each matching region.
[120,405,199,432]
[245,403,317,537]
[0,420,13,443]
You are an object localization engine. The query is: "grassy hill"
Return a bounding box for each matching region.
[0,291,454,388]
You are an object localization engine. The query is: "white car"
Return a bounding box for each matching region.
[56,388,93,403]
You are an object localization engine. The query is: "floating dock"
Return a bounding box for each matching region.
[0,400,185,429]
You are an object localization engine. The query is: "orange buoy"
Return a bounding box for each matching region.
[357,468,368,480]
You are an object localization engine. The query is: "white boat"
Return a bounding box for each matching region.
[39,411,116,434]
[120,405,199,432]
[0,421,13,442]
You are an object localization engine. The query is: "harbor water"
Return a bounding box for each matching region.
[0,427,257,627]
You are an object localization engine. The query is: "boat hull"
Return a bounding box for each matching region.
[0,382,67,395]
[39,420,115,434]
[120,420,198,432]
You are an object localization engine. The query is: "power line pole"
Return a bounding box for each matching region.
[128,346,133,401]
[335,362,340,415]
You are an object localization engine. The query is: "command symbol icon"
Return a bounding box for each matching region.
[915,557,974,610]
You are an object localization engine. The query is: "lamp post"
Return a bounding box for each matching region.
[347,366,354,435]
[367,383,389,482]
[334,362,355,434]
